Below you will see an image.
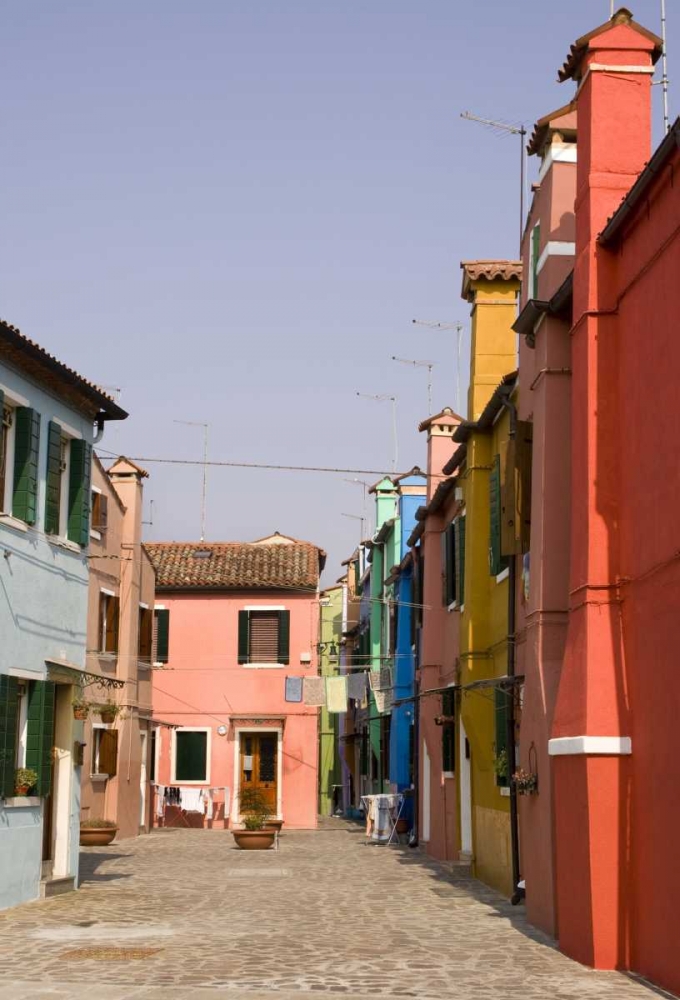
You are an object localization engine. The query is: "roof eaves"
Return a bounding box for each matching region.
[407,521,425,547]
[558,8,663,83]
[600,118,680,244]
[442,443,467,477]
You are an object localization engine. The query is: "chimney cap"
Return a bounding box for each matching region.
[460,260,522,302]
[527,101,577,156]
[418,406,464,433]
[558,8,662,84]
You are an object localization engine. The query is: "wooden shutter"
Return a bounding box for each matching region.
[155,608,170,663]
[108,597,120,653]
[175,730,207,781]
[12,407,40,524]
[441,688,455,772]
[238,610,250,664]
[489,455,508,576]
[500,438,518,556]
[44,421,62,535]
[494,686,510,787]
[277,610,290,665]
[139,607,152,661]
[67,440,92,545]
[95,493,108,531]
[249,611,279,663]
[455,516,466,606]
[440,529,448,606]
[99,729,118,777]
[516,421,533,553]
[25,680,55,797]
[0,675,19,798]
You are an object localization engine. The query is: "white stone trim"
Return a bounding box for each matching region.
[243,605,286,611]
[171,726,212,785]
[548,736,632,756]
[232,726,283,823]
[537,144,577,184]
[536,241,576,275]
[0,384,30,407]
[52,418,82,440]
[495,567,510,584]
[7,666,47,681]
[576,64,655,98]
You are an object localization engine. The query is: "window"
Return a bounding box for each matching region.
[173,729,208,783]
[0,402,14,514]
[99,592,120,654]
[443,517,465,606]
[489,454,509,577]
[91,490,108,533]
[91,726,118,777]
[139,606,153,663]
[238,609,290,665]
[0,676,55,797]
[45,422,92,544]
[154,608,170,664]
[441,688,455,773]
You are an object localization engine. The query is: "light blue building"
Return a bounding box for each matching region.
[0,321,126,908]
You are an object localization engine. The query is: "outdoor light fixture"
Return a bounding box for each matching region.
[316,642,338,660]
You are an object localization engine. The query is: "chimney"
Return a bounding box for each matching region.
[461,260,522,421]
[418,408,462,501]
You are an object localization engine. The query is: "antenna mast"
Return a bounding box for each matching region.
[661,0,670,133]
[391,356,435,414]
[174,420,209,541]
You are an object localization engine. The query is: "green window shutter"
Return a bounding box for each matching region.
[444,524,456,605]
[455,516,466,605]
[238,610,250,664]
[531,223,541,298]
[25,680,55,797]
[44,422,62,534]
[155,609,170,663]
[12,407,41,524]
[494,686,510,787]
[489,455,509,577]
[277,610,290,665]
[175,730,207,781]
[67,439,92,546]
[0,675,19,798]
[441,688,455,772]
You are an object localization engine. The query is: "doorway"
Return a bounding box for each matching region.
[239,732,278,817]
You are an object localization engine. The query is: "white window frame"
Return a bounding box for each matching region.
[15,681,29,769]
[91,722,113,780]
[90,485,102,541]
[171,726,211,785]
[0,386,28,519]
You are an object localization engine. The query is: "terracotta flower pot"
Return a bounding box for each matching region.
[264,819,283,833]
[232,829,276,851]
[14,785,32,796]
[80,826,118,847]
[73,707,89,721]
[98,711,116,725]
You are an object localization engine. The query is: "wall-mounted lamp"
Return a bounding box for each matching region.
[316,642,338,661]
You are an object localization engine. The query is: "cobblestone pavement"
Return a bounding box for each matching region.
[0,820,669,1000]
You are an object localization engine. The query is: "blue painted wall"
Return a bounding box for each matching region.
[0,363,94,910]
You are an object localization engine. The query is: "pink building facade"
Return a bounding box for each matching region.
[146,535,324,830]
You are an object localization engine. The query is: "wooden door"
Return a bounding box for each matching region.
[240,733,278,815]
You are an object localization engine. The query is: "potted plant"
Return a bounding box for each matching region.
[493,748,509,782]
[95,702,121,725]
[80,818,118,847]
[512,767,538,795]
[72,697,90,721]
[232,787,276,850]
[14,768,38,796]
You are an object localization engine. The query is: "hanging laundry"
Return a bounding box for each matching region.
[202,788,214,820]
[347,672,367,702]
[155,784,165,819]
[374,689,393,714]
[369,670,381,692]
[303,676,326,706]
[285,676,303,703]
[380,666,392,691]
[326,675,348,713]
[179,786,205,813]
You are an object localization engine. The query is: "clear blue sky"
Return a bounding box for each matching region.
[1,1,673,582]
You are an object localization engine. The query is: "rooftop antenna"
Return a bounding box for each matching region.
[142,499,154,527]
[391,356,435,414]
[661,0,670,133]
[174,420,209,541]
[355,392,398,473]
[341,512,366,543]
[461,111,527,251]
[343,478,372,535]
[412,319,465,415]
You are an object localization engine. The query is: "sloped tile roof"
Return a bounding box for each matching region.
[558,8,662,83]
[0,319,127,421]
[460,261,522,301]
[145,540,324,591]
[527,102,577,157]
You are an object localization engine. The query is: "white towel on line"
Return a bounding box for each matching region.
[179,786,205,813]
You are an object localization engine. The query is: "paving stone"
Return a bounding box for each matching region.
[0,819,667,999]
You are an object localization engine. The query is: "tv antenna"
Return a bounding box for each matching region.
[174,420,209,541]
[391,356,435,414]
[355,393,398,473]
[412,319,465,415]
[661,0,670,133]
[460,111,527,250]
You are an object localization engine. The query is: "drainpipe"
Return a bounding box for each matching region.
[409,552,421,848]
[93,414,106,444]
[502,397,523,905]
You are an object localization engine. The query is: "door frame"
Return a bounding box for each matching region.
[232,727,283,823]
[459,716,473,856]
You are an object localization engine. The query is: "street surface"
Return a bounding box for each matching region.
[0,819,665,1000]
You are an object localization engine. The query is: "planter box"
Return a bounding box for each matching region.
[80,826,118,847]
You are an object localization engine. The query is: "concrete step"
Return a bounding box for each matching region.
[40,876,76,899]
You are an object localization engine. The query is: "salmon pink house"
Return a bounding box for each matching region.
[145,534,325,830]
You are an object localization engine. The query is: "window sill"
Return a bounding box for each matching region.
[170,779,207,786]
[3,796,41,808]
[90,774,108,783]
[496,568,510,584]
[442,771,455,779]
[242,663,285,669]
[46,535,82,554]
[90,529,102,541]
[138,661,151,672]
[447,601,459,613]
[0,514,29,533]
[499,786,510,797]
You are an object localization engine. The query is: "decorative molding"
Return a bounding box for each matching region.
[548,736,632,756]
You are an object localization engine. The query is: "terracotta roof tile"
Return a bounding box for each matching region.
[527,102,577,157]
[145,540,324,591]
[0,319,127,421]
[460,260,522,301]
[558,8,662,84]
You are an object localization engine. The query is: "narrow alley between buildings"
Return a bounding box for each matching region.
[0,821,663,1000]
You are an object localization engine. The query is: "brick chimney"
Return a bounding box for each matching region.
[460,261,522,421]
